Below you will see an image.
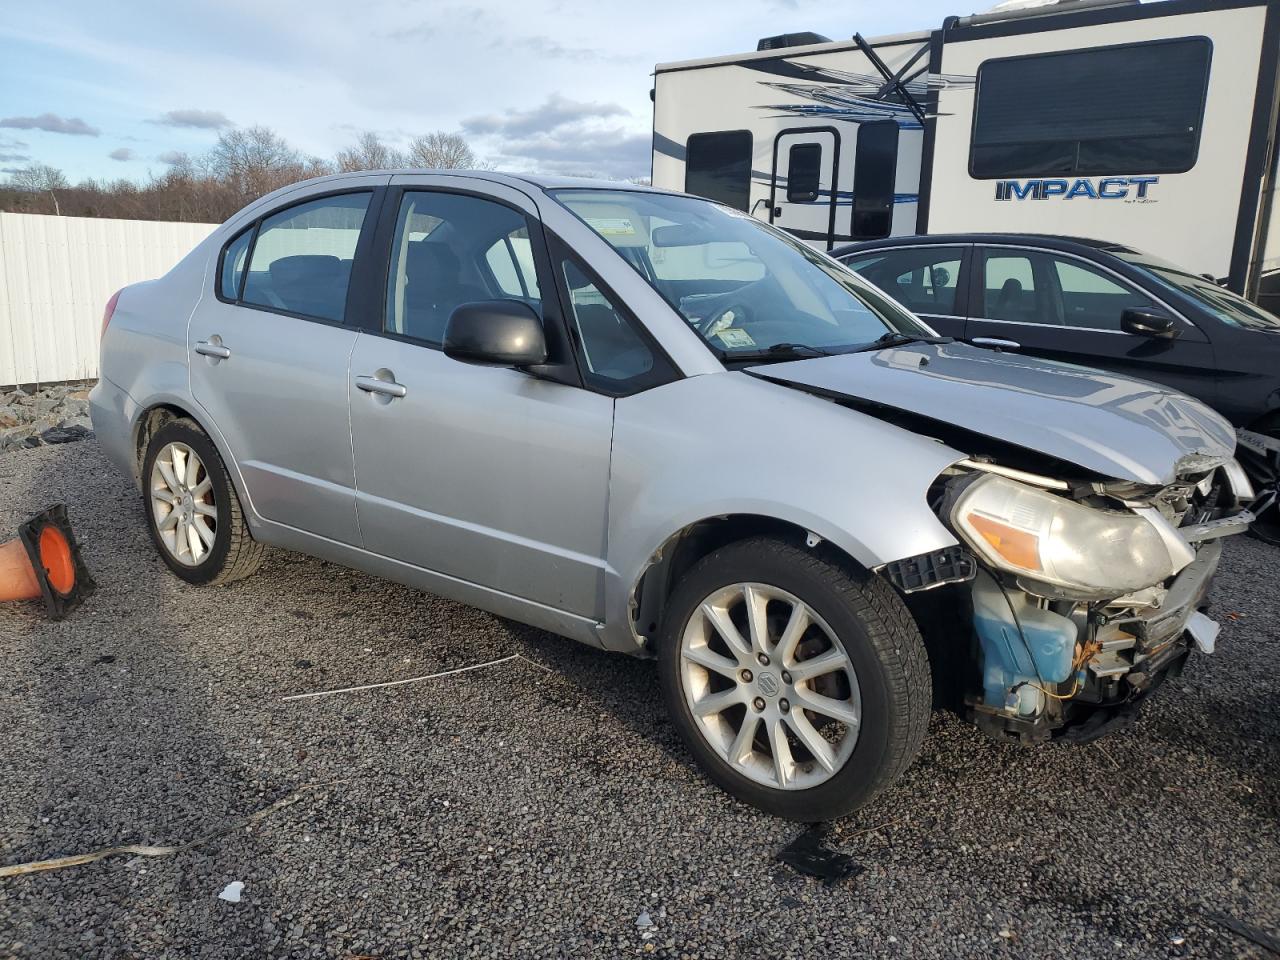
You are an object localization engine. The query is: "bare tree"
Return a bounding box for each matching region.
[208,126,307,203]
[336,131,404,172]
[404,131,480,169]
[7,163,69,215]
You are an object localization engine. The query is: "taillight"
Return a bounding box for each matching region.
[101,288,122,339]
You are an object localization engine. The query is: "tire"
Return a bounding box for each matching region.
[657,536,931,821]
[141,418,263,585]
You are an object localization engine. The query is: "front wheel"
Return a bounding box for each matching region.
[657,537,931,821]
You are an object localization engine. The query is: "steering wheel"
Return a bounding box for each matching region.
[698,303,751,337]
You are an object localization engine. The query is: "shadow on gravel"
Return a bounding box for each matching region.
[0,443,282,957]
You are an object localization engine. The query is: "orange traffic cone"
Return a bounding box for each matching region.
[0,505,94,620]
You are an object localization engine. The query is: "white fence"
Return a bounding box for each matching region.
[0,212,216,386]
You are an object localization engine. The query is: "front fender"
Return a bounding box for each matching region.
[600,372,964,650]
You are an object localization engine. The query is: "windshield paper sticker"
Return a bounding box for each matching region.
[995,176,1158,201]
[715,328,756,348]
[587,218,638,236]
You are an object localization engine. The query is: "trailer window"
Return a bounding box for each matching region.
[853,121,898,239]
[970,37,1211,179]
[685,131,753,212]
[787,144,822,203]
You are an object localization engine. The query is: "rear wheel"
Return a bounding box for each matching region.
[657,536,931,821]
[142,419,263,585]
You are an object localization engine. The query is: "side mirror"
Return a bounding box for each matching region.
[1121,306,1179,339]
[443,301,548,367]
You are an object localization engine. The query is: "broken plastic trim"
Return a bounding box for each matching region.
[879,546,976,593]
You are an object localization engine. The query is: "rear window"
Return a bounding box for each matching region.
[685,131,753,212]
[970,37,1211,179]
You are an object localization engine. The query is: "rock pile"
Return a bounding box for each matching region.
[1,382,96,452]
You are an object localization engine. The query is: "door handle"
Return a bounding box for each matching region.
[355,375,407,399]
[195,340,231,359]
[970,337,1021,351]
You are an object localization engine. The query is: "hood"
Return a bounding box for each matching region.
[753,341,1235,485]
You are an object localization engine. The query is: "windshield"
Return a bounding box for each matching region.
[549,189,932,359]
[1115,251,1280,333]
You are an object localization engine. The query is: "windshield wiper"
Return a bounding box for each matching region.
[717,342,833,363]
[847,331,953,354]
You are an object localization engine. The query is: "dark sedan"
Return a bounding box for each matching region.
[833,233,1280,542]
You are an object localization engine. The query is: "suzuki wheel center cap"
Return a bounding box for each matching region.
[757,672,781,698]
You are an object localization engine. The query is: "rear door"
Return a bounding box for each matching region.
[188,182,385,545]
[771,129,838,248]
[840,244,971,340]
[966,245,1218,406]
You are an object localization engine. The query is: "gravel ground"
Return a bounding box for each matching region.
[0,440,1276,960]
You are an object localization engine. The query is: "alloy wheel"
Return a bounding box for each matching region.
[679,582,861,791]
[149,441,218,566]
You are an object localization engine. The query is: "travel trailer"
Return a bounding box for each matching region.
[651,0,1280,308]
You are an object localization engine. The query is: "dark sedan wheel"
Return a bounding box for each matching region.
[658,536,931,821]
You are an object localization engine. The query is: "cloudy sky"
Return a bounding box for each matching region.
[1,0,959,183]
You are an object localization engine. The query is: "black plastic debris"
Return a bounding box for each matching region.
[777,825,863,886]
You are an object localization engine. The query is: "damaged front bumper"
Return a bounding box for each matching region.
[969,537,1225,744]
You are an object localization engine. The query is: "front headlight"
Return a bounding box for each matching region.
[950,474,1179,597]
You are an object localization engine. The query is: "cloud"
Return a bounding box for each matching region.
[516,36,606,62]
[2,167,27,175]
[491,127,651,180]
[151,109,232,130]
[108,147,135,161]
[0,153,29,163]
[0,113,99,136]
[0,137,27,149]
[156,150,190,166]
[463,94,627,138]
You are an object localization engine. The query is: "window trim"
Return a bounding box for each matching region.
[212,186,379,329]
[971,243,1202,337]
[967,35,1214,180]
[684,129,755,213]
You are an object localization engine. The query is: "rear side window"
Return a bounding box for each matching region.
[847,247,962,316]
[685,131,753,212]
[241,192,372,322]
[786,143,822,203]
[970,37,1211,178]
[220,228,252,300]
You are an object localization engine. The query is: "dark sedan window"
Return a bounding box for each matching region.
[980,249,1152,330]
[1118,254,1280,333]
[845,248,962,316]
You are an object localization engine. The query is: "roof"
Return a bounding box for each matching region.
[830,232,1144,259]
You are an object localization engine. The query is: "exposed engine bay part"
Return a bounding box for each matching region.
[927,453,1250,744]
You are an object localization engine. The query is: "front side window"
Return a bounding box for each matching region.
[786,143,821,203]
[685,131,753,212]
[846,248,962,316]
[241,192,371,322]
[385,192,540,346]
[551,189,931,360]
[1052,257,1150,330]
[970,37,1211,178]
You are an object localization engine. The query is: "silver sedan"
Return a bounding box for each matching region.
[91,172,1253,820]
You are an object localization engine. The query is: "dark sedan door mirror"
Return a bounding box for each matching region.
[1121,306,1179,339]
[443,300,548,367]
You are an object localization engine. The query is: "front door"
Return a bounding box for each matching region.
[966,246,1219,408]
[187,187,381,546]
[347,183,615,619]
[771,129,839,248]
